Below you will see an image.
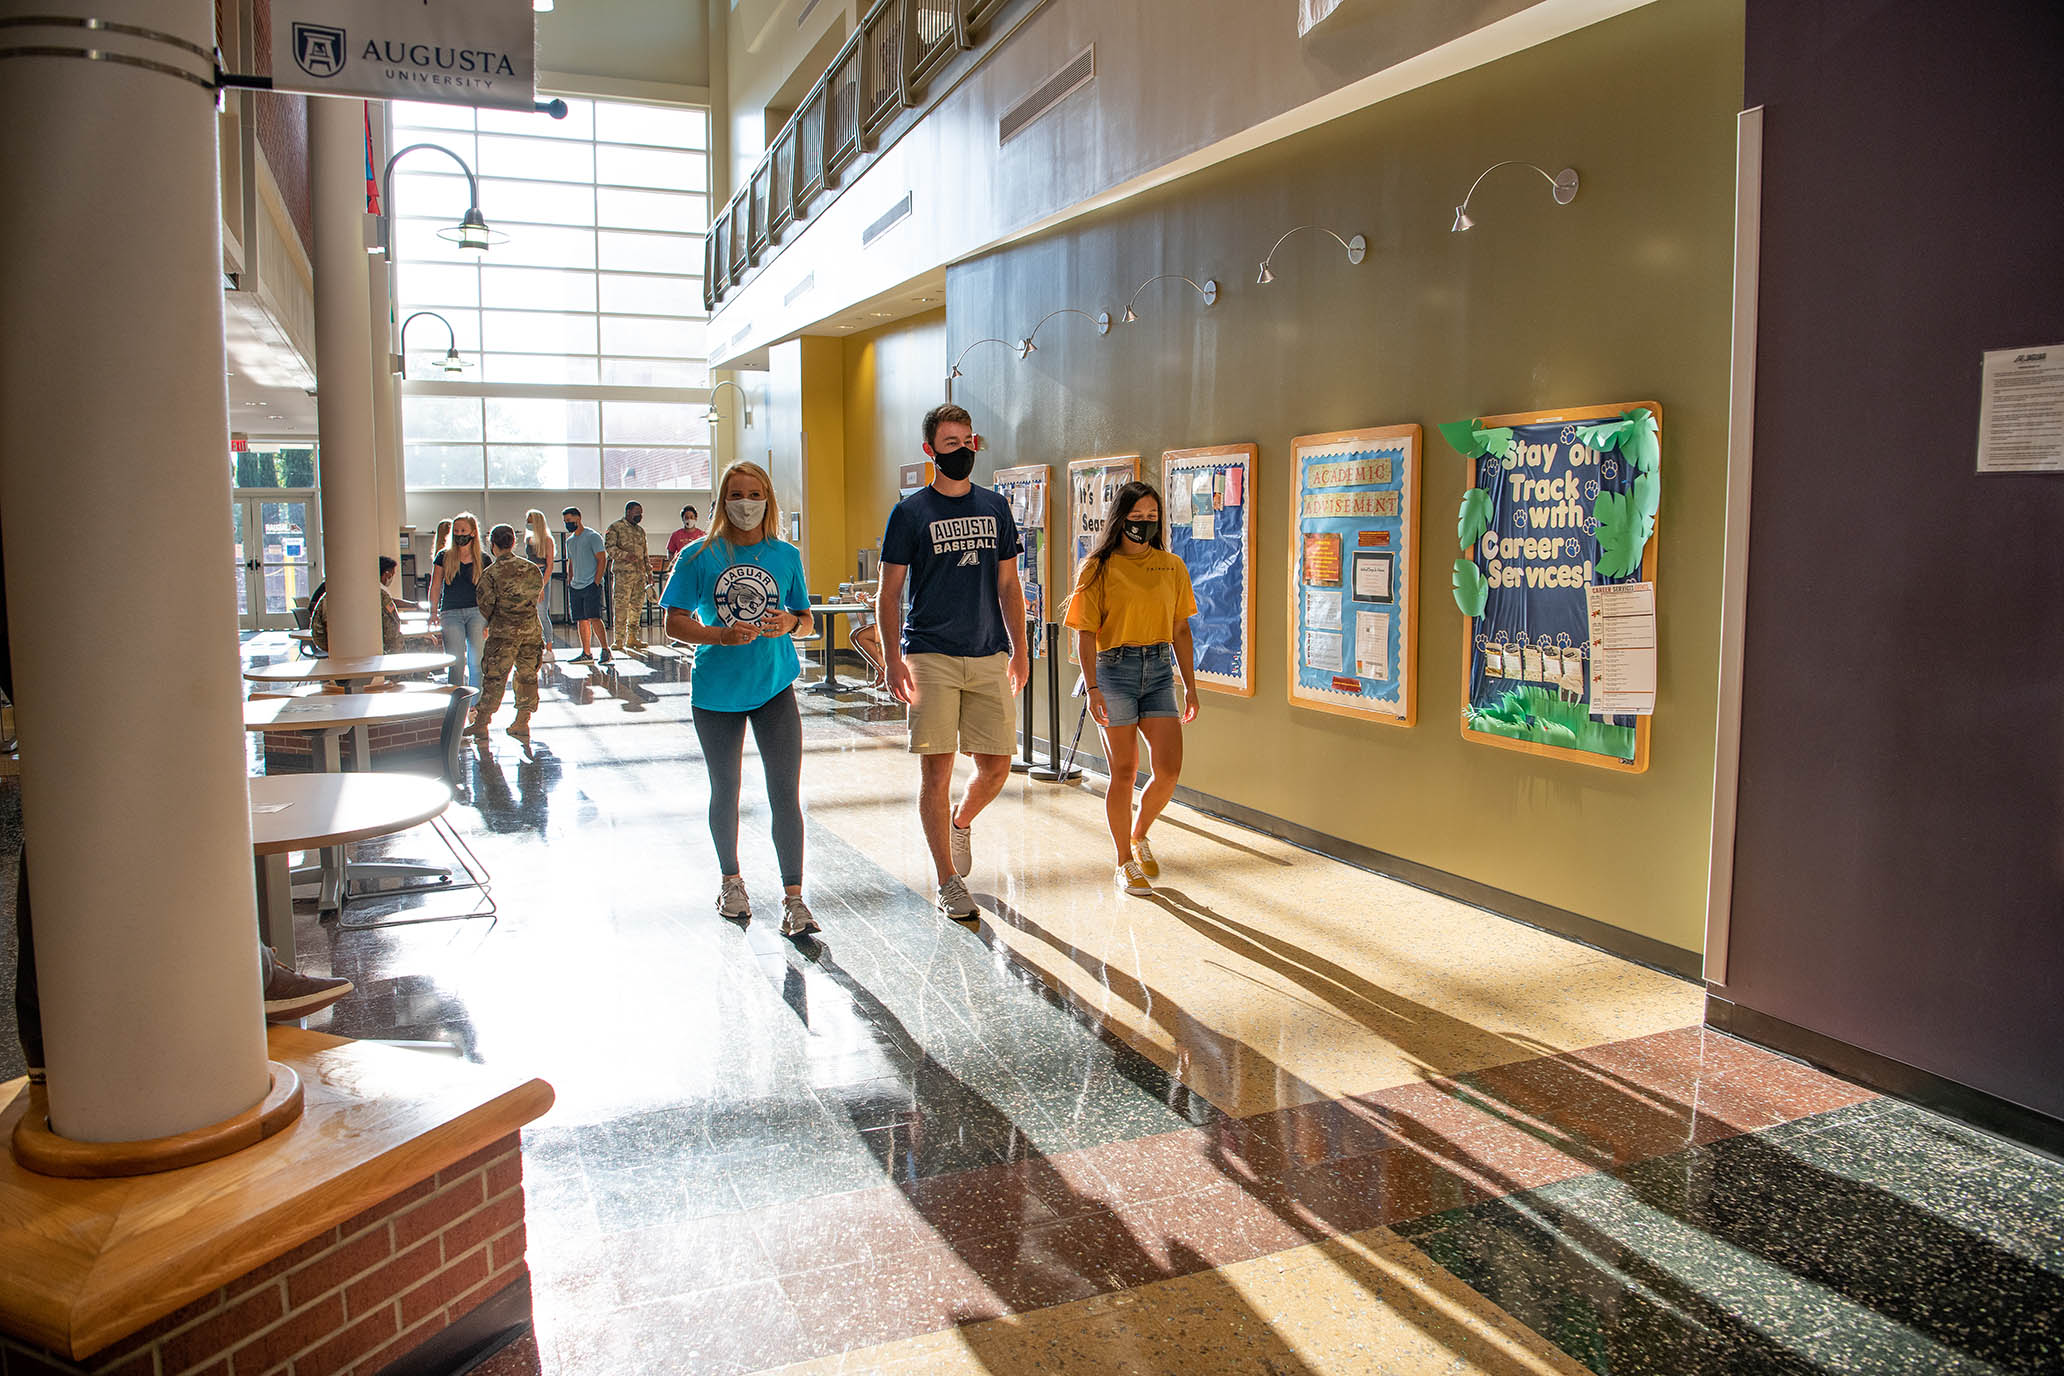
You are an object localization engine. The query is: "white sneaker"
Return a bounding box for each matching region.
[717,875,750,919]
[780,895,820,937]
[949,822,973,877]
[1132,835,1159,879]
[1117,861,1153,897]
[937,875,978,921]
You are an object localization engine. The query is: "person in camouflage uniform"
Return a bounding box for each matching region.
[604,500,650,652]
[470,524,546,741]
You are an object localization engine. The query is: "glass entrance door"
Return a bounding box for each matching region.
[234,495,320,630]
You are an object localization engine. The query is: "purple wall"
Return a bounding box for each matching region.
[1723,0,2064,1118]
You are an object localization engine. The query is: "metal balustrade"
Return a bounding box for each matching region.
[708,0,1023,311]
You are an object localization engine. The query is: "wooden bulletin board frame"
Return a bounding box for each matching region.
[1063,454,1141,664]
[1288,424,1422,726]
[991,462,1051,656]
[1458,400,1661,774]
[1162,444,1257,697]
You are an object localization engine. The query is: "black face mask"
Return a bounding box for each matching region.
[933,448,977,482]
[628,513,642,525]
[456,534,474,546]
[564,520,578,532]
[1121,519,1156,545]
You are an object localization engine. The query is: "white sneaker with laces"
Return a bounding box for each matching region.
[949,822,973,876]
[937,875,978,921]
[1132,835,1159,879]
[1117,861,1153,897]
[780,894,820,937]
[717,875,750,919]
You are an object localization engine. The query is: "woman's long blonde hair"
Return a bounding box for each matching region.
[524,509,553,563]
[440,511,488,579]
[703,460,782,550]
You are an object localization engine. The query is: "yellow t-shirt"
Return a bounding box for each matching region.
[1064,547,1198,647]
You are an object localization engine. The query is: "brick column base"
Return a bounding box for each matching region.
[0,1137,530,1376]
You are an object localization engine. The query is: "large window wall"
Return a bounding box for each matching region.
[393,96,713,496]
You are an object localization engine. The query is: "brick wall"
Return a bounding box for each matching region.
[260,719,447,766]
[249,0,313,256]
[0,1137,528,1376]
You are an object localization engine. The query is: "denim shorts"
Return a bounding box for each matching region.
[1094,643,1178,726]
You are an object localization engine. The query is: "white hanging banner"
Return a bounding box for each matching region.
[269,0,536,111]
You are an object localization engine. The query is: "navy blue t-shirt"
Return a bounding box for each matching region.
[881,484,1022,658]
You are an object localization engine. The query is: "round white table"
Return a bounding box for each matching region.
[245,652,454,685]
[249,774,452,961]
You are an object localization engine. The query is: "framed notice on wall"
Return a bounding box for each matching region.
[1162,444,1256,696]
[992,463,1051,657]
[1288,424,1421,724]
[1064,455,1141,665]
[1441,401,1661,773]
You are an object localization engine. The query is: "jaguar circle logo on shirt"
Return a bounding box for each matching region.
[713,563,780,625]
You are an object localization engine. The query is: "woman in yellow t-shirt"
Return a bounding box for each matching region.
[1064,480,1199,897]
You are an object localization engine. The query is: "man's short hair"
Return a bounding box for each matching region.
[561,506,580,518]
[378,556,398,578]
[625,500,641,514]
[489,523,517,550]
[923,403,973,448]
[682,505,697,520]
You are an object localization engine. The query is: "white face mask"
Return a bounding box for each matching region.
[726,497,766,531]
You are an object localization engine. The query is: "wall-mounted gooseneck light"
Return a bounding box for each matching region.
[1256,227,1365,285]
[1017,308,1111,359]
[1121,275,1219,323]
[374,143,505,258]
[944,337,1015,401]
[704,378,753,427]
[1450,162,1579,232]
[393,312,465,379]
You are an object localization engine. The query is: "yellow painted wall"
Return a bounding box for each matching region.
[831,1,1741,958]
[798,337,848,588]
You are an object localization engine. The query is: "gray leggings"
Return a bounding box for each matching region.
[691,686,804,886]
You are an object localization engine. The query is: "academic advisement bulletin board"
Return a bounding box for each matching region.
[1064,455,1140,664]
[1447,401,1661,773]
[1162,444,1256,697]
[992,463,1050,659]
[1288,425,1421,725]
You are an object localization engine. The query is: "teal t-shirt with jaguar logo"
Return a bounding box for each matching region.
[660,536,812,711]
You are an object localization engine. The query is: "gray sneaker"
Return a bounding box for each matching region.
[717,875,750,919]
[264,967,353,1023]
[780,895,820,937]
[937,875,978,922]
[949,822,973,877]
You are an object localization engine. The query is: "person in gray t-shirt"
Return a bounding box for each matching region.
[560,506,610,663]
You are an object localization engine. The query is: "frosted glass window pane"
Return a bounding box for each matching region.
[601,316,704,358]
[605,447,711,489]
[479,353,599,384]
[486,224,596,269]
[602,358,710,387]
[482,310,596,354]
[479,99,592,139]
[394,102,476,132]
[598,231,696,273]
[479,178,595,228]
[595,102,706,149]
[596,145,707,192]
[394,263,480,310]
[402,396,483,442]
[598,188,704,233]
[485,397,600,444]
[598,273,702,317]
[603,401,701,444]
[480,266,596,312]
[476,134,593,182]
[393,219,476,265]
[401,309,480,352]
[488,445,602,489]
[406,444,484,487]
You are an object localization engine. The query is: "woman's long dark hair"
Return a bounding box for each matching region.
[1084,480,1164,583]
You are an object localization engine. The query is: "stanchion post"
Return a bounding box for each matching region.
[1030,622,1079,782]
[1012,615,1036,772]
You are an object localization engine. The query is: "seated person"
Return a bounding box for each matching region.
[310,557,405,654]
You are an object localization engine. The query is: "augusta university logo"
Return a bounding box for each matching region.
[292,23,346,78]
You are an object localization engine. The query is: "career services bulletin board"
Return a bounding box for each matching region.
[1064,455,1141,662]
[1162,444,1256,696]
[1288,425,1421,724]
[992,463,1050,658]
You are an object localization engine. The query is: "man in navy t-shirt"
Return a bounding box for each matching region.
[878,404,1030,922]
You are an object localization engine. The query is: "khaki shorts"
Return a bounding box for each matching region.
[906,652,1015,756]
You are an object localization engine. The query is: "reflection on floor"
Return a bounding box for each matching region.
[232,632,2064,1372]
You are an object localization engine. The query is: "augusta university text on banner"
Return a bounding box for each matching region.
[270,0,535,110]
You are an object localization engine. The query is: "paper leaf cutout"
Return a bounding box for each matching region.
[1620,407,1660,475]
[1593,489,1653,578]
[1451,558,1488,617]
[1478,426,1514,458]
[1457,489,1493,550]
[1438,419,1486,457]
[1633,469,1661,524]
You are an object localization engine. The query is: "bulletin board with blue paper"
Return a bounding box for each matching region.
[1288,424,1421,725]
[1440,401,1661,773]
[992,463,1050,659]
[1162,444,1256,697]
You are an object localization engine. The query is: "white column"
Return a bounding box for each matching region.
[369,254,402,566]
[311,98,382,660]
[0,0,270,1141]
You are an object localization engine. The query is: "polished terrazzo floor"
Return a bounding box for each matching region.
[81,634,2064,1371]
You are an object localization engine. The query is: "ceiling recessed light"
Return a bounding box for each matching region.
[267,415,283,420]
[870,311,894,317]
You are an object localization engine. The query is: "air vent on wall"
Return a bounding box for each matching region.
[998,45,1094,146]
[784,272,817,307]
[861,192,914,247]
